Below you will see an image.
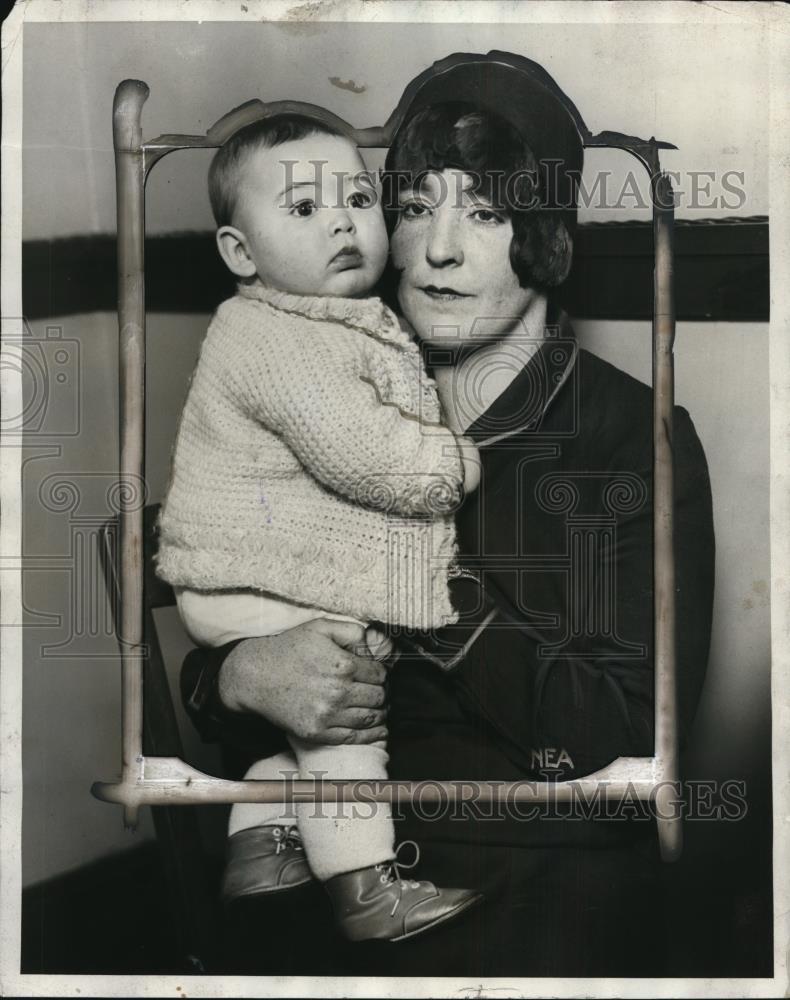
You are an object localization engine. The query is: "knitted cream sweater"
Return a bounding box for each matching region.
[156,281,464,629]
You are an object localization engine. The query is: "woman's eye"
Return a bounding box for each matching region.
[471,207,505,224]
[401,201,430,219]
[291,200,317,218]
[348,191,373,209]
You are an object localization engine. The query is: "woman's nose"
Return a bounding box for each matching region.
[425,214,463,268]
[330,210,355,236]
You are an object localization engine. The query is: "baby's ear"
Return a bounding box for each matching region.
[216,226,257,278]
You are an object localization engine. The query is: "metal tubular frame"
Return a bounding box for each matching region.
[92,53,683,861]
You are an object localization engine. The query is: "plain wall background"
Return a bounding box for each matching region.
[23,18,769,238]
[21,19,770,886]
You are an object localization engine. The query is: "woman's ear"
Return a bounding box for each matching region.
[216,226,257,279]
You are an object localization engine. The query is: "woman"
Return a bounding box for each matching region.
[182,51,715,975]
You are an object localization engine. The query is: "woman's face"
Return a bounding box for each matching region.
[390,170,537,349]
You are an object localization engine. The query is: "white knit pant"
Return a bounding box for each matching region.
[228,740,395,882]
[175,587,396,881]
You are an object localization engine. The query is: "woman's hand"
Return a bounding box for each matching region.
[217,619,391,745]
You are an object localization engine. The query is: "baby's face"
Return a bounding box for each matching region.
[232,134,388,298]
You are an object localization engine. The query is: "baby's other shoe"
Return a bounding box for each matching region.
[221,825,313,904]
[323,842,482,942]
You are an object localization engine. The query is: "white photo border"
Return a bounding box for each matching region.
[1,1,788,997]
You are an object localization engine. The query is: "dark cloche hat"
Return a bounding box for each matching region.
[387,51,587,219]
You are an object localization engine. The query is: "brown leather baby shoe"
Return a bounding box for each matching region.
[221,825,313,904]
[323,843,482,942]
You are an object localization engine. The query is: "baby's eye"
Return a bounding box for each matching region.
[291,200,317,218]
[348,191,374,209]
[470,207,505,225]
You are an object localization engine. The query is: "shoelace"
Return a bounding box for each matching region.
[272,826,303,855]
[374,840,422,916]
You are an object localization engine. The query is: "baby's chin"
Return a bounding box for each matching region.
[322,264,384,299]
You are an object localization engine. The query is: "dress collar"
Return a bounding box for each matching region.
[236,279,417,352]
[465,302,579,447]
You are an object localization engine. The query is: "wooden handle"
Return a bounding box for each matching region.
[113,79,149,152]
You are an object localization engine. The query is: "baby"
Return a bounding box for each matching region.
[156,115,482,942]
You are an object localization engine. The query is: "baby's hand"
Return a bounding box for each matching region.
[457,435,481,494]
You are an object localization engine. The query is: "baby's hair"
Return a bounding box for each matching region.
[209,114,348,228]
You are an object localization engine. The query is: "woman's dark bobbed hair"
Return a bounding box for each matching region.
[384,102,575,290]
